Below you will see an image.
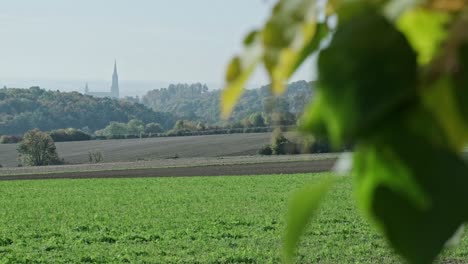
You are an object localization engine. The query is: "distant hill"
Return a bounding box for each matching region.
[0,81,315,136]
[0,87,175,135]
[142,80,315,124]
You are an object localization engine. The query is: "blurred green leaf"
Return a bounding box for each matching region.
[455,43,468,124]
[354,110,468,264]
[428,0,466,12]
[243,30,259,46]
[423,76,468,151]
[383,0,420,19]
[298,91,330,140]
[262,0,322,94]
[221,0,327,119]
[221,34,263,119]
[397,7,450,65]
[309,7,417,146]
[223,1,468,263]
[283,177,335,264]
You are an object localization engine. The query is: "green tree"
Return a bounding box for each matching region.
[102,122,129,137]
[222,1,468,263]
[127,119,145,135]
[196,122,206,131]
[17,129,61,166]
[145,123,164,134]
[249,113,266,127]
[173,120,185,130]
[49,128,91,142]
[0,87,175,135]
[140,81,311,126]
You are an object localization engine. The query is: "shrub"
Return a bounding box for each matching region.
[49,128,91,142]
[145,123,164,134]
[100,122,129,138]
[270,129,299,155]
[258,145,273,155]
[309,139,331,153]
[299,137,332,154]
[88,150,104,163]
[166,129,192,137]
[0,135,22,144]
[107,135,126,140]
[127,119,145,135]
[271,129,288,155]
[249,113,266,127]
[196,122,206,131]
[17,129,62,166]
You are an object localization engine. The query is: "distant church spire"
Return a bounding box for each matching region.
[111,60,119,98]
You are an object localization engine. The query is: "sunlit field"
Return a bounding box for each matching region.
[0,174,466,263]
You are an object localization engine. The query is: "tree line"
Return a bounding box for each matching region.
[0,81,313,139]
[0,86,175,135]
[141,80,313,125]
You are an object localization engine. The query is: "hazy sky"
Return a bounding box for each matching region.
[0,0,315,87]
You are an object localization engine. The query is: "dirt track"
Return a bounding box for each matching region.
[0,159,336,181]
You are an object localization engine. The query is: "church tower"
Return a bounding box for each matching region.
[111,60,119,98]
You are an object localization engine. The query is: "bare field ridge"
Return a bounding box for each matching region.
[0,159,336,181]
[0,132,340,181]
[0,133,273,167]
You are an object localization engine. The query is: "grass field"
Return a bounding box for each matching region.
[0,133,272,167]
[0,174,466,263]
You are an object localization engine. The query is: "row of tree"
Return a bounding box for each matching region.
[1,114,285,143]
[0,128,92,143]
[94,116,284,139]
[95,119,164,138]
[141,80,313,125]
[0,81,313,137]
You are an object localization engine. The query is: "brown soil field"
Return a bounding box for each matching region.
[0,153,338,176]
[0,133,273,167]
[0,159,336,181]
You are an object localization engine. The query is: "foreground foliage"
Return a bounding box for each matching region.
[0,174,466,263]
[222,0,468,263]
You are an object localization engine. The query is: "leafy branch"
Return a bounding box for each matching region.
[221,0,468,263]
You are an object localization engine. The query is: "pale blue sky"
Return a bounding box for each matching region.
[0,0,314,88]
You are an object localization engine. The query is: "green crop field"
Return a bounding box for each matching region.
[0,174,466,263]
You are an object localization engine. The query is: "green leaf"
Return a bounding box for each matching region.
[309,7,417,146]
[455,43,468,124]
[283,177,335,264]
[383,0,420,20]
[262,0,324,94]
[422,76,468,151]
[221,33,263,118]
[397,7,450,65]
[354,109,468,264]
[298,91,330,140]
[221,0,327,118]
